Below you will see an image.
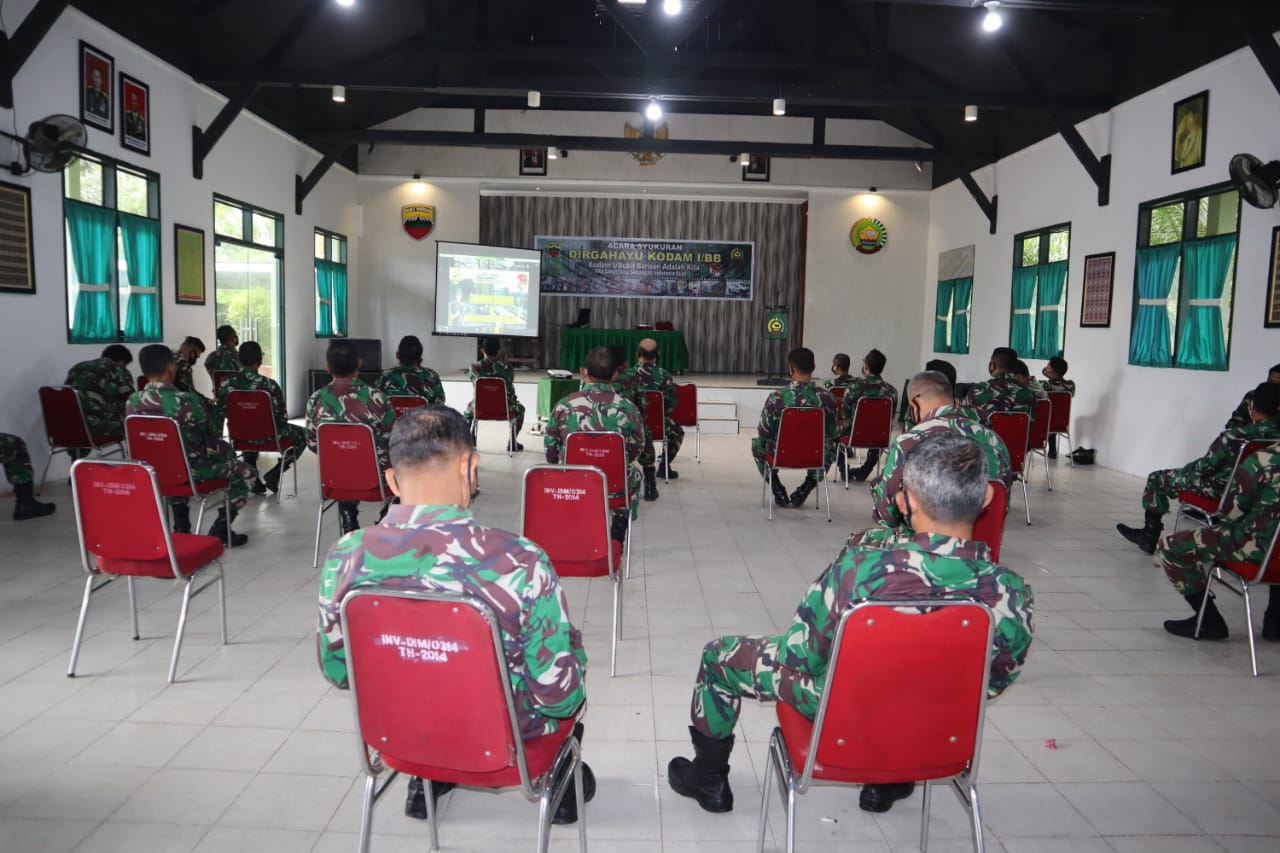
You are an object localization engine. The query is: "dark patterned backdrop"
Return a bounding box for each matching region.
[479,195,805,373]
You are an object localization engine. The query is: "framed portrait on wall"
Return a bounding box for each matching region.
[120,74,150,155]
[1266,226,1280,328]
[79,41,114,133]
[742,154,770,182]
[519,148,547,176]
[1080,251,1115,328]
[174,224,205,305]
[1171,90,1208,174]
[0,181,35,294]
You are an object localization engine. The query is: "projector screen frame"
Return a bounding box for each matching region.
[432,239,542,339]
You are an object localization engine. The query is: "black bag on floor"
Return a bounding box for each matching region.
[1070,447,1096,465]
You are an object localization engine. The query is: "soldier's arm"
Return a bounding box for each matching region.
[270,383,289,423]
[519,550,587,720]
[544,414,562,464]
[315,540,362,689]
[870,439,906,526]
[305,397,320,452]
[428,373,445,405]
[986,572,1035,699]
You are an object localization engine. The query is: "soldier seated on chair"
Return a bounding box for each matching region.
[203,324,241,382]
[1041,356,1075,459]
[838,348,899,483]
[962,347,1038,425]
[1117,381,1280,556]
[751,347,839,509]
[173,336,206,394]
[465,336,525,451]
[826,353,856,390]
[666,431,1034,816]
[0,433,55,520]
[612,344,661,503]
[316,405,594,824]
[635,338,685,482]
[64,344,134,453]
[219,341,306,495]
[1225,363,1280,430]
[375,334,446,405]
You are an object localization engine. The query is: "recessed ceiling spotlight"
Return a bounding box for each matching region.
[982,1,1002,33]
[645,98,663,121]
[547,146,557,160]
[772,98,786,116]
[527,90,541,108]
[336,0,355,7]
[331,84,346,103]
[914,160,924,173]
[964,104,978,122]
[662,0,682,16]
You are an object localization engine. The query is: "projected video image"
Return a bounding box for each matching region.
[434,242,542,338]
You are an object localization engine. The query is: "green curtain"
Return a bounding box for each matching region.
[1010,266,1038,356]
[118,212,161,341]
[1032,261,1068,359]
[950,276,973,354]
[331,263,348,335]
[65,199,117,342]
[1174,233,1235,371]
[933,279,955,352]
[314,259,333,336]
[1128,243,1182,367]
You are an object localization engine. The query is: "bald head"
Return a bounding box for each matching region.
[637,338,658,363]
[907,371,954,421]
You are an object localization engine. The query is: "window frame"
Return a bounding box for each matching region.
[314,226,348,338]
[211,194,287,388]
[61,151,163,344]
[1009,221,1071,359]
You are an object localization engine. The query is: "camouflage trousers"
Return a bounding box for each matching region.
[464,399,526,434]
[1159,524,1266,598]
[82,397,125,442]
[750,436,834,478]
[0,433,34,486]
[690,634,821,739]
[241,424,308,471]
[173,439,255,512]
[661,418,684,461]
[1143,464,1220,516]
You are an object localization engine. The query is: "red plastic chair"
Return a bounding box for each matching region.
[389,395,429,418]
[762,407,831,522]
[125,414,231,545]
[212,370,236,393]
[67,459,226,683]
[225,389,300,501]
[758,600,996,853]
[972,480,1009,563]
[522,464,623,676]
[37,385,124,493]
[1025,397,1054,490]
[989,411,1032,526]
[313,422,388,567]
[644,390,669,482]
[1047,391,1073,466]
[654,320,675,331]
[565,431,633,580]
[837,396,894,490]
[1174,439,1277,532]
[672,383,700,462]
[340,588,587,853]
[472,377,516,457]
[1195,513,1280,676]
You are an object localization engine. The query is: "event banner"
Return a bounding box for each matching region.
[535,236,754,301]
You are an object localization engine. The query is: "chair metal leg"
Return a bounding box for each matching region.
[1173,504,1186,534]
[222,494,232,547]
[1020,477,1031,525]
[1243,581,1259,677]
[624,515,633,581]
[756,743,776,853]
[313,500,331,568]
[822,470,832,523]
[1194,570,1216,639]
[574,746,588,853]
[766,467,775,521]
[217,570,228,645]
[358,773,378,853]
[194,497,208,535]
[785,779,798,853]
[422,770,440,851]
[967,782,986,853]
[127,576,140,640]
[920,779,932,853]
[1043,450,1053,491]
[611,576,621,678]
[67,575,97,676]
[695,424,701,462]
[842,447,850,490]
[38,447,60,495]
[1064,431,1073,467]
[168,578,195,683]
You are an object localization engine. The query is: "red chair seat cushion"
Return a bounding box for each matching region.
[1178,491,1218,512]
[160,477,228,499]
[97,533,224,578]
[554,541,624,578]
[324,486,385,502]
[381,721,573,788]
[1218,560,1264,583]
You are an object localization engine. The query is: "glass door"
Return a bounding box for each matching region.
[215,241,282,382]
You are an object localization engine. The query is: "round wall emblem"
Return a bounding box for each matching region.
[850,217,888,254]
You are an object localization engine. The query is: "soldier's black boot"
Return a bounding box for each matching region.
[208,508,248,547]
[836,454,849,482]
[1047,434,1059,459]
[12,483,55,521]
[859,783,916,813]
[643,468,660,502]
[1164,593,1229,640]
[244,452,266,494]
[1116,510,1163,555]
[338,502,360,535]
[667,726,734,813]
[657,454,679,480]
[262,461,283,494]
[170,502,192,534]
[404,777,457,820]
[769,472,790,507]
[551,724,596,825]
[789,474,819,507]
[610,511,629,545]
[851,449,880,482]
[1263,588,1280,642]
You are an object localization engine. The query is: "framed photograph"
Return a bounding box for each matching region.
[743,154,770,182]
[1171,90,1208,174]
[1266,226,1280,328]
[0,181,35,294]
[1080,251,1115,328]
[519,148,546,176]
[174,224,205,305]
[120,74,150,155]
[79,41,114,133]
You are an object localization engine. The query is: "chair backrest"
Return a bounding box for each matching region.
[317,422,386,501]
[340,588,532,788]
[213,370,236,392]
[39,386,94,448]
[125,415,197,494]
[797,599,994,786]
[225,389,279,445]
[1027,397,1052,452]
[473,377,510,421]
[390,395,430,417]
[136,375,148,392]
[830,386,847,409]
[672,383,698,427]
[989,412,1030,475]
[773,406,826,470]
[1047,391,1072,434]
[848,396,894,449]
[71,459,179,577]
[644,390,666,438]
[521,465,614,578]
[565,431,628,510]
[972,480,1009,563]
[654,320,675,331]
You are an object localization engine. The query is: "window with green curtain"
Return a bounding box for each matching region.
[330,264,348,335]
[118,213,161,341]
[1175,232,1235,370]
[1032,261,1068,359]
[315,229,348,337]
[1010,224,1070,360]
[65,199,117,343]
[1129,244,1181,367]
[314,260,333,336]
[933,279,955,352]
[1010,266,1038,355]
[950,277,973,354]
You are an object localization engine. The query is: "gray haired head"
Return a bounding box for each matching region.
[901,431,988,524]
[390,405,475,473]
[907,370,953,403]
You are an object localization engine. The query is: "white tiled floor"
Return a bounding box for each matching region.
[2,425,1279,853]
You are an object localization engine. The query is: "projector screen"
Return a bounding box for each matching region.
[433,241,541,338]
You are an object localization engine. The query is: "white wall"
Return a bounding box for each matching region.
[0,4,359,485]
[923,40,1280,478]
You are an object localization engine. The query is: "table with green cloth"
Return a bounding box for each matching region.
[537,376,581,419]
[558,328,690,372]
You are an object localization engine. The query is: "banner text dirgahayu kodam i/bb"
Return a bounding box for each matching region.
[535,236,755,301]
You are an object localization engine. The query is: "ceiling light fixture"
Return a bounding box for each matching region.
[740,151,750,164]
[982,1,1002,33]
[772,98,786,116]
[336,0,355,7]
[964,104,978,122]
[527,90,541,108]
[914,160,924,173]
[645,98,663,121]
[331,84,346,103]
[547,146,557,160]
[662,0,682,16]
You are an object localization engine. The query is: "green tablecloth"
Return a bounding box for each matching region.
[537,376,581,419]
[558,328,689,372]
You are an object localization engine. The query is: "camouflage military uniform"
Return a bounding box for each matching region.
[203,344,240,383]
[174,351,198,393]
[871,405,1012,528]
[545,381,645,516]
[837,374,899,432]
[1159,447,1280,598]
[1142,420,1280,516]
[1044,378,1076,396]
[64,357,133,441]
[825,375,857,389]
[318,503,587,739]
[126,382,255,511]
[219,367,307,452]
[305,378,395,471]
[615,366,656,468]
[689,525,1034,738]
[636,362,684,460]
[375,365,446,405]
[0,433,35,486]
[1024,379,1050,401]
[962,374,1039,424]
[751,381,839,476]
[465,355,525,432]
